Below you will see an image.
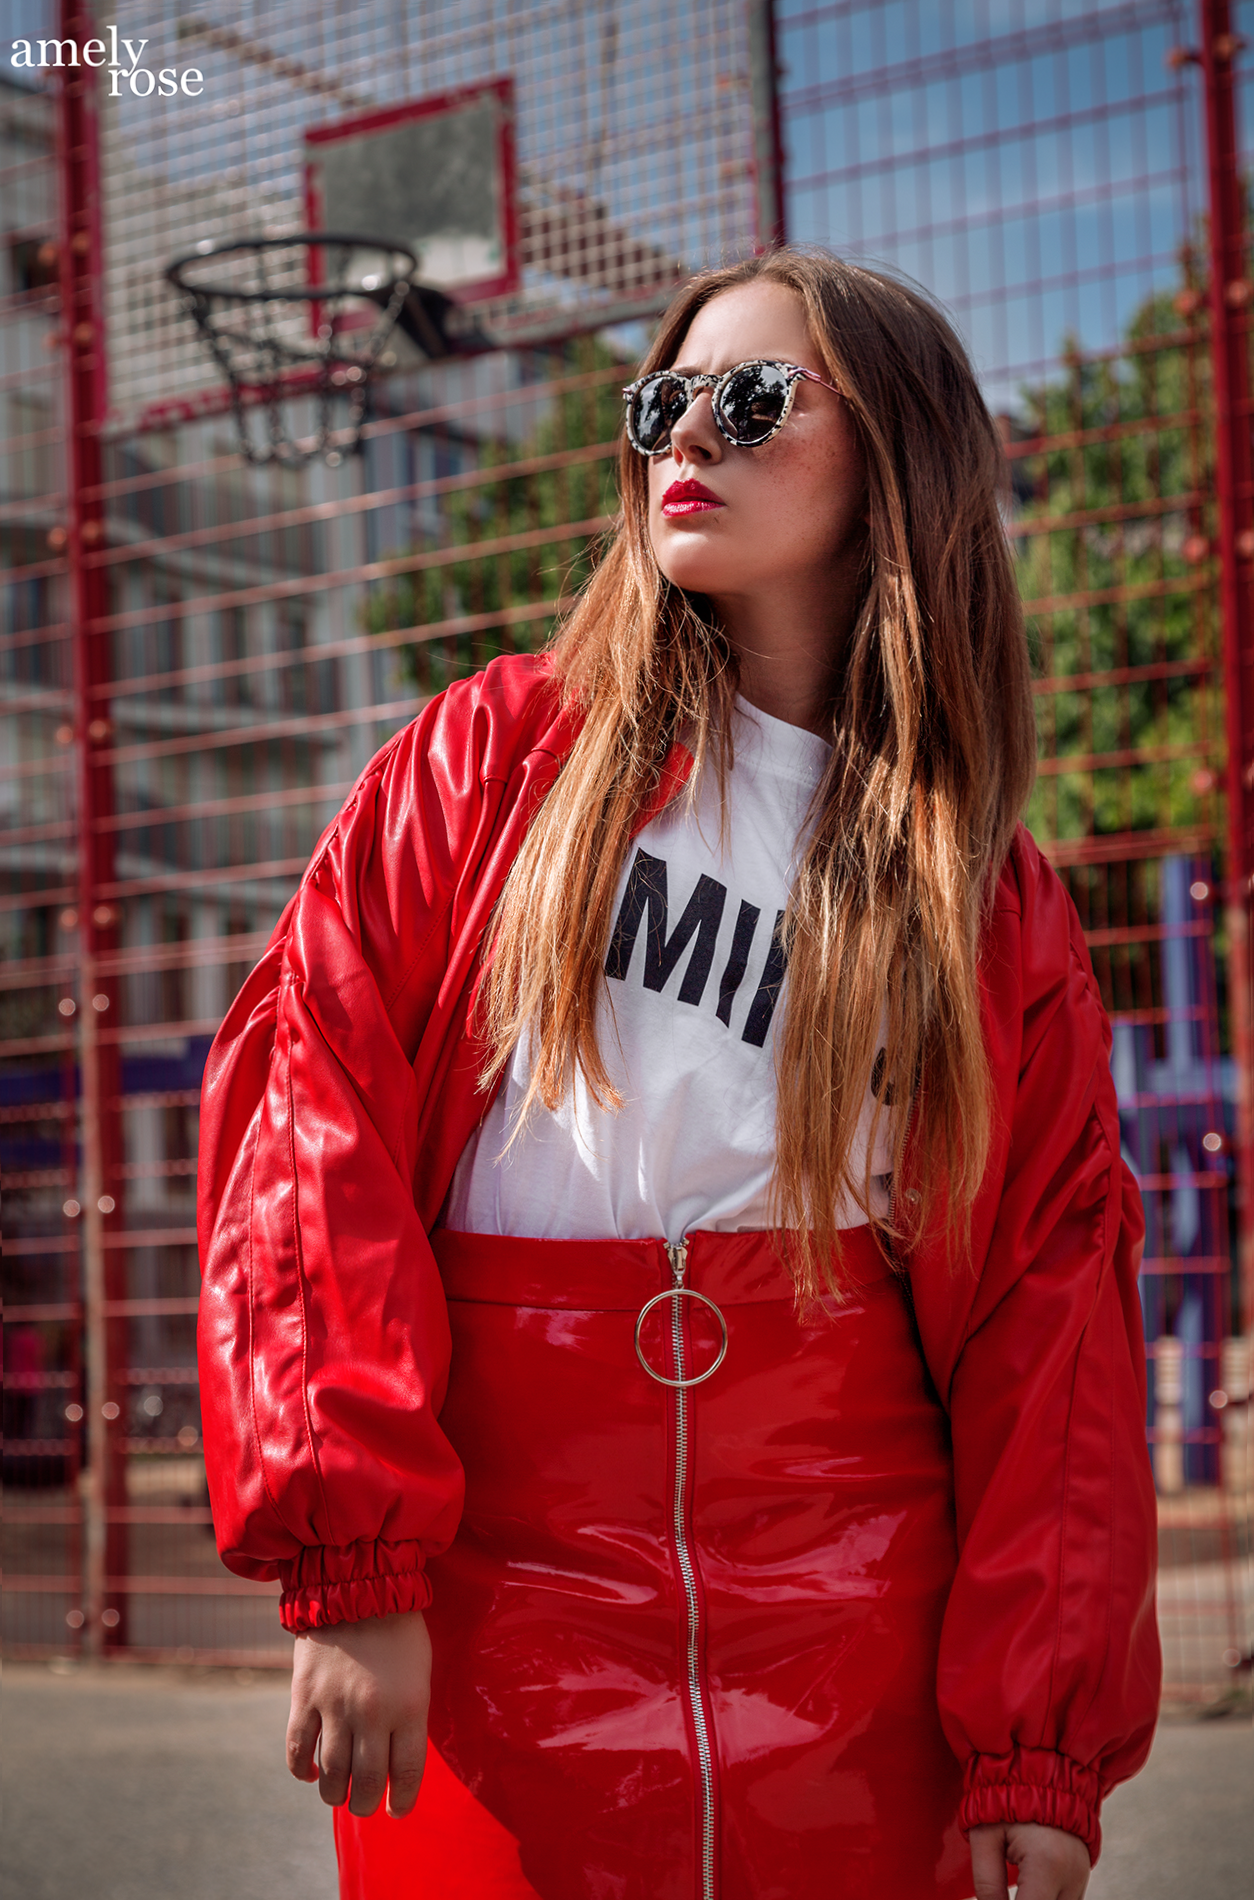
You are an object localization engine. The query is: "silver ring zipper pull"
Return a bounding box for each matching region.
[634,1240,728,1388]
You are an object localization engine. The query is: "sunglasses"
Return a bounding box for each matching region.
[622,358,843,456]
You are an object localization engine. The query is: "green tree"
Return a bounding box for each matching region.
[1012,277,1219,845]
[362,333,630,695]
[365,293,1225,854]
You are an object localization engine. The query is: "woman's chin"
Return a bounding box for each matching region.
[660,570,727,603]
[653,546,736,597]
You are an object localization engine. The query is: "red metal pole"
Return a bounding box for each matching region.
[1200,1,1254,1331]
[58,0,127,1655]
[748,0,787,249]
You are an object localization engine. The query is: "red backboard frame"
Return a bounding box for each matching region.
[304,77,521,304]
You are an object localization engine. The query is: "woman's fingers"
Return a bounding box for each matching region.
[386,1719,429,1818]
[968,1825,1011,1900]
[347,1728,391,1817]
[285,1700,322,1784]
[295,1710,426,1817]
[971,1822,1090,1900]
[317,1717,355,1808]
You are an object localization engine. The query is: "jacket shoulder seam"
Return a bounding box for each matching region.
[481,746,561,786]
[303,736,405,890]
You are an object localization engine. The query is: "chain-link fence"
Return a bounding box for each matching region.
[3,0,1251,1702]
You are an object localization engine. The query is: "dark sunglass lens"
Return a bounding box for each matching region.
[631,374,689,451]
[718,363,790,443]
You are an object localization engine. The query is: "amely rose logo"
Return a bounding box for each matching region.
[10,25,205,96]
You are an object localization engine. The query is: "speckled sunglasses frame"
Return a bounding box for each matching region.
[622,357,843,456]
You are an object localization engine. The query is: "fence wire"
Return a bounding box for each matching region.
[2,0,1251,1700]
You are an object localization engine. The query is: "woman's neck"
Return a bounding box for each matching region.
[714,580,857,737]
[734,665,830,737]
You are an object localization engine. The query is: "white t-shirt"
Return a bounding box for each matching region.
[445,697,891,1243]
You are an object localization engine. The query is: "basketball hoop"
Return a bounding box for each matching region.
[165,233,419,467]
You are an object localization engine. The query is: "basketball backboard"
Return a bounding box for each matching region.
[304,78,519,303]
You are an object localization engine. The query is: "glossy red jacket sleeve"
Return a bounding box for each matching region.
[196,689,489,1633]
[907,830,1160,1864]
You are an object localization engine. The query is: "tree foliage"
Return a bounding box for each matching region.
[1011,283,1219,844]
[363,295,1223,852]
[361,334,628,696]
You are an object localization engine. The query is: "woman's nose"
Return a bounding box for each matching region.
[668,390,723,465]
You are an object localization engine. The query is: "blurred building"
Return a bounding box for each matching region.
[0,0,777,1662]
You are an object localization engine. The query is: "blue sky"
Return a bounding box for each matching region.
[775,0,1219,406]
[6,0,1252,414]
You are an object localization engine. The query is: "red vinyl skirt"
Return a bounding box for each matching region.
[334,1227,969,1900]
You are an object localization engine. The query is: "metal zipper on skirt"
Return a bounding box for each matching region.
[666,1237,718,1900]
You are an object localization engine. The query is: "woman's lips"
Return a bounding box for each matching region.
[661,479,724,517]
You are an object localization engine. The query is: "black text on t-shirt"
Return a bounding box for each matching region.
[605,848,787,1047]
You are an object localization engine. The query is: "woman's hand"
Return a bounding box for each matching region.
[969,1822,1090,1900]
[286,1608,432,1819]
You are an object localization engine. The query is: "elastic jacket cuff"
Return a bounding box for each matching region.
[960,1746,1103,1863]
[278,1538,432,1633]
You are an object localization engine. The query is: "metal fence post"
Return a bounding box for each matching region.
[58,0,126,1658]
[748,0,787,249]
[1200,1,1254,1332]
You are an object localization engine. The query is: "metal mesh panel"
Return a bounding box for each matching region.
[3,57,85,1656]
[777,0,1253,1704]
[99,0,762,428]
[4,0,1252,1698]
[1,1,764,1665]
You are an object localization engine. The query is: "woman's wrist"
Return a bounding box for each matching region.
[969,1821,1090,1900]
[962,1747,1102,1863]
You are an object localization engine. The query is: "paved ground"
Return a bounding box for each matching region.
[1086,1714,1254,1900]
[2,1664,336,1900]
[2,1662,1251,1899]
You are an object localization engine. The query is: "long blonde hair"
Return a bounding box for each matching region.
[479,248,1036,1298]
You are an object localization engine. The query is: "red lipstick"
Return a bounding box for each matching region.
[661,479,724,517]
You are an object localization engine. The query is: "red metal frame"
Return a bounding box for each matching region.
[748,0,788,249]
[57,0,127,1657]
[303,77,521,304]
[1200,0,1254,1332]
[3,0,1246,1687]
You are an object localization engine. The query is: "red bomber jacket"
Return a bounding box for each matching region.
[197,650,1160,1856]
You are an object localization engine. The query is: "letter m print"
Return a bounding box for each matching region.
[606,850,726,1006]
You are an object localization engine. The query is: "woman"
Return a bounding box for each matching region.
[197,250,1160,1900]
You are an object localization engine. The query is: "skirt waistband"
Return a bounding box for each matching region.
[431,1225,894,1310]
